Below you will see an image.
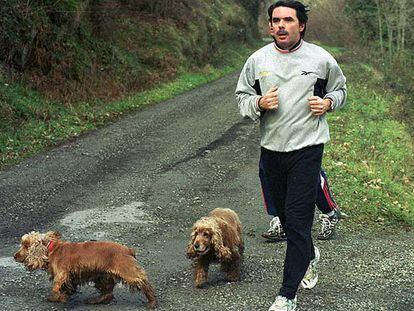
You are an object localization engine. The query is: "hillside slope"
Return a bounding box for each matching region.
[1,0,259,102]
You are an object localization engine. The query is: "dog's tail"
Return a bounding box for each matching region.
[134,277,157,309]
[125,269,157,309]
[115,255,156,309]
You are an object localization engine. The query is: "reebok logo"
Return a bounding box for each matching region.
[259,71,272,77]
[301,70,316,76]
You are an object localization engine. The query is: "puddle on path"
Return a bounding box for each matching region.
[0,256,21,268]
[60,201,154,230]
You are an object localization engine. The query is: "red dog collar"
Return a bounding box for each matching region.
[47,240,55,253]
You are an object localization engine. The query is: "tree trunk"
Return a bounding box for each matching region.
[375,0,384,55]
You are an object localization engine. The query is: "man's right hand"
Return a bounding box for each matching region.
[258,86,278,111]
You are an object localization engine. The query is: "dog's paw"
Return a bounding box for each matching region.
[146,299,157,309]
[47,294,67,303]
[194,273,208,288]
[85,293,114,304]
[226,272,241,282]
[195,281,207,288]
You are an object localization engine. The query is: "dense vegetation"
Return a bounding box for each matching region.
[0,0,259,101]
[307,0,414,133]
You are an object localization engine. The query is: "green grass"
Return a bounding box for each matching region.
[324,59,414,228]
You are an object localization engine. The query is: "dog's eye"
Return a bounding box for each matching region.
[203,232,210,238]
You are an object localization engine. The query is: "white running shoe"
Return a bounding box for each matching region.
[300,246,320,289]
[268,295,297,311]
[317,209,341,240]
[261,216,287,241]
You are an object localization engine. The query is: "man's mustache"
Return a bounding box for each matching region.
[276,30,289,36]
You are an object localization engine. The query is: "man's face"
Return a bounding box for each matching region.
[270,6,304,49]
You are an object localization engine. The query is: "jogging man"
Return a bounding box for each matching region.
[235,1,347,310]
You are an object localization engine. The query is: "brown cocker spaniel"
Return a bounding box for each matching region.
[14,231,157,309]
[186,208,244,287]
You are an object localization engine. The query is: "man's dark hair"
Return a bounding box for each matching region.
[268,1,310,38]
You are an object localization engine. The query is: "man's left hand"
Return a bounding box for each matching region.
[308,96,332,116]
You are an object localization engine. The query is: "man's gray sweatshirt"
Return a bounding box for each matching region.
[235,40,347,152]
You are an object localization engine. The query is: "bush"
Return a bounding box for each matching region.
[0,0,258,102]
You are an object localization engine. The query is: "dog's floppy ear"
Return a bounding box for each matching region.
[210,223,232,261]
[45,231,61,240]
[25,234,49,270]
[186,227,197,259]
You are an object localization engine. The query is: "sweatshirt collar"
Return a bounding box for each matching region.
[273,38,303,53]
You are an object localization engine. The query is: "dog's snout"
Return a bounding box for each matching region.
[193,243,200,250]
[13,252,22,262]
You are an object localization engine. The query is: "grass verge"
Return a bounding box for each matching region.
[324,49,414,228]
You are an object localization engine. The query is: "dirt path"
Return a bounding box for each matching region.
[0,72,413,310]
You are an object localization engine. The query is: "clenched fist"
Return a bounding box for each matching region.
[258,86,279,111]
[308,96,332,116]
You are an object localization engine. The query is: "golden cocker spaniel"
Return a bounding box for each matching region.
[14,231,157,309]
[186,208,244,287]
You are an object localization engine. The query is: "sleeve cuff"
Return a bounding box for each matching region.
[256,96,263,112]
[324,96,336,111]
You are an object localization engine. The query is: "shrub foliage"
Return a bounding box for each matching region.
[0,0,259,101]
